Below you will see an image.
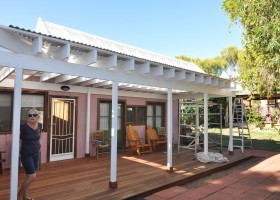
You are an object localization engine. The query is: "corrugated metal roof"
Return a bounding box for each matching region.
[35,18,205,74]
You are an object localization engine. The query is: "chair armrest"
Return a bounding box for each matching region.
[104,138,111,145]
[91,140,99,145]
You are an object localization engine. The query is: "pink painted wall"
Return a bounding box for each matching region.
[0,134,12,169]
[90,94,179,150]
[1,92,179,169]
[0,132,47,169]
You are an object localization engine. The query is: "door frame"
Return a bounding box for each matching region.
[49,97,77,162]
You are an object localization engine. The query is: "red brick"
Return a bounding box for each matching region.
[154,186,188,199]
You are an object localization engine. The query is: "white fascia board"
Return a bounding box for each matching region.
[176,93,204,99]
[211,78,219,86]
[54,74,78,84]
[92,80,112,88]
[195,74,204,83]
[0,29,32,54]
[204,76,212,85]
[40,72,61,82]
[164,68,175,79]
[0,51,236,97]
[229,81,236,89]
[94,54,117,68]
[151,65,163,77]
[23,74,31,80]
[0,79,167,99]
[52,43,70,60]
[136,62,150,74]
[80,78,101,86]
[68,76,89,85]
[186,73,195,81]
[225,80,234,89]
[32,36,42,55]
[175,70,186,80]
[218,79,225,87]
[176,91,234,99]
[117,59,135,71]
[0,67,15,82]
[73,50,97,65]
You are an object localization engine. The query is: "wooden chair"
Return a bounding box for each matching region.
[156,127,167,140]
[126,125,152,156]
[146,125,167,152]
[157,126,174,147]
[0,151,6,175]
[91,130,111,159]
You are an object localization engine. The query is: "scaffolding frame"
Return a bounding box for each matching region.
[178,99,223,155]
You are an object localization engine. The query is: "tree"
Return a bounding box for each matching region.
[220,46,239,79]
[176,55,227,77]
[222,0,280,97]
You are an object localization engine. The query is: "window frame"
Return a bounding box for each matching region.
[126,105,146,126]
[0,90,48,134]
[146,102,165,128]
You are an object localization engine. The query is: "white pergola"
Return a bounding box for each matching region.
[0,18,235,200]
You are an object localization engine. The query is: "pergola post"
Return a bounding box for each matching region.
[203,93,208,154]
[109,81,118,188]
[167,88,173,172]
[10,68,23,200]
[85,89,91,156]
[228,96,234,154]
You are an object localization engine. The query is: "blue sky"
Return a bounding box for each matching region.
[0,0,242,59]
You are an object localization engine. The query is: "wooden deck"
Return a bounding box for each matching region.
[0,148,254,200]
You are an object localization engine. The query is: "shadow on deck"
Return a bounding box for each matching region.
[0,147,257,200]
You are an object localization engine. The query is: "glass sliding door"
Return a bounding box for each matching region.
[99,101,124,150]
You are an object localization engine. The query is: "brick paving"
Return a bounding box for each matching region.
[144,150,280,200]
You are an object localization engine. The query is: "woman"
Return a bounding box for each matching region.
[18,108,42,200]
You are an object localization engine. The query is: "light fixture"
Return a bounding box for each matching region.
[61,85,70,91]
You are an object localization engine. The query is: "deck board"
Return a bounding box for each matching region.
[0,148,253,200]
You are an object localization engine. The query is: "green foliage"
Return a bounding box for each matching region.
[209,128,280,152]
[197,57,226,77]
[221,46,238,68]
[176,55,227,76]
[220,46,239,79]
[176,46,240,79]
[222,0,280,97]
[180,101,223,128]
[246,109,263,126]
[180,104,196,125]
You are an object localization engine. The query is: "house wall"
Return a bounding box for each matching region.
[0,132,48,169]
[0,92,179,169]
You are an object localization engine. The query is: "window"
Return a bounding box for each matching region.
[0,93,45,133]
[137,107,146,124]
[99,102,122,131]
[147,103,164,128]
[126,107,135,124]
[0,94,12,132]
[126,106,146,125]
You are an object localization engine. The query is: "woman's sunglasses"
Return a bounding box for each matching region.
[28,114,38,117]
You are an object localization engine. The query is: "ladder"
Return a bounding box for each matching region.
[232,98,253,152]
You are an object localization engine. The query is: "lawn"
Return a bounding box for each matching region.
[208,127,280,152]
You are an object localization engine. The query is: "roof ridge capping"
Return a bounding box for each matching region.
[35,18,205,74]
